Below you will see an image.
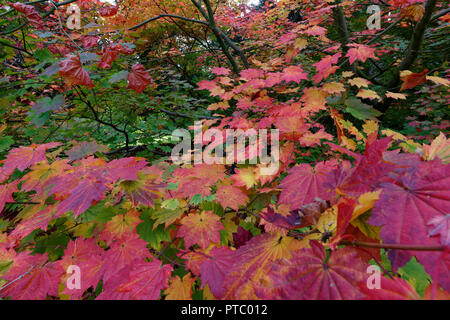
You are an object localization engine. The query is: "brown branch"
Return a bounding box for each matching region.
[341,240,446,252]
[128,13,209,30]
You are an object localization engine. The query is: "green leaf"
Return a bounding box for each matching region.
[32,95,65,115]
[109,70,129,83]
[345,97,381,120]
[190,194,202,205]
[0,135,13,152]
[398,257,431,297]
[136,218,171,250]
[161,198,180,210]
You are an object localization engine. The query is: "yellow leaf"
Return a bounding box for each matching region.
[342,71,354,78]
[341,136,356,151]
[322,82,345,94]
[351,218,381,240]
[352,190,382,220]
[426,76,450,87]
[422,132,450,164]
[165,274,195,300]
[385,91,407,100]
[294,37,308,50]
[348,77,371,88]
[362,120,379,136]
[356,89,381,100]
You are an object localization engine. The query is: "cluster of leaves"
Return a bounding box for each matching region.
[0,0,449,300]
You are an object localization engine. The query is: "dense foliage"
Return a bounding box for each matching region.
[0,0,449,300]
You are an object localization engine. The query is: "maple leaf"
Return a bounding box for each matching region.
[106,157,148,181]
[54,176,107,217]
[56,238,104,299]
[332,135,394,196]
[299,129,333,147]
[385,91,407,100]
[360,277,420,300]
[345,97,381,120]
[126,64,153,93]
[10,2,43,28]
[426,76,450,87]
[58,54,94,88]
[300,88,328,114]
[0,181,18,214]
[170,164,225,198]
[356,89,381,101]
[222,233,302,299]
[98,45,120,69]
[20,159,71,196]
[80,35,99,49]
[211,67,230,76]
[177,211,224,249]
[101,233,151,282]
[98,259,173,300]
[32,95,65,116]
[66,141,109,161]
[280,65,308,84]
[3,142,61,172]
[348,77,371,88]
[165,274,195,300]
[279,160,338,210]
[215,183,249,211]
[304,25,326,36]
[322,82,345,94]
[400,69,428,91]
[199,246,235,299]
[100,210,142,244]
[240,68,264,81]
[427,215,450,246]
[369,160,450,276]
[259,206,302,233]
[118,167,166,208]
[9,205,63,241]
[0,252,62,300]
[401,4,425,21]
[99,5,118,17]
[422,132,450,164]
[346,44,377,64]
[257,241,367,299]
[233,226,253,249]
[312,53,341,83]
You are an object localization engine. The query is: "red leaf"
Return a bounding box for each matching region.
[58,54,94,88]
[80,35,99,49]
[360,277,420,300]
[0,252,62,300]
[312,53,341,83]
[232,226,252,249]
[215,184,249,211]
[97,259,172,300]
[99,5,118,17]
[199,246,235,298]
[346,44,377,64]
[400,69,428,91]
[57,238,104,299]
[0,181,18,213]
[101,234,151,282]
[258,241,367,299]
[278,160,339,210]
[10,2,43,28]
[280,65,308,84]
[3,142,61,172]
[177,211,224,249]
[369,160,450,289]
[126,64,153,93]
